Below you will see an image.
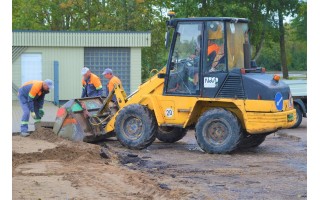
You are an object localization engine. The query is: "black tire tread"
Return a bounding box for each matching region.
[238,134,266,149]
[195,108,242,154]
[156,127,187,143]
[290,104,303,129]
[115,104,157,150]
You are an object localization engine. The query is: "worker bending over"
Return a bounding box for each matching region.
[18,79,53,137]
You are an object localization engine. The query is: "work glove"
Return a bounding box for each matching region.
[31,112,37,119]
[39,109,44,118]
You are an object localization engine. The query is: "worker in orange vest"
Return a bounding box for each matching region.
[102,68,122,102]
[81,67,103,98]
[18,79,53,137]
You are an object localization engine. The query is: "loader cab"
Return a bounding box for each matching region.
[164,17,250,98]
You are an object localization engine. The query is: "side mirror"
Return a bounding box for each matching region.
[165,31,170,49]
[158,73,166,79]
[170,62,175,70]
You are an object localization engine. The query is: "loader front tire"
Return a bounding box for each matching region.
[115,104,157,150]
[195,108,242,154]
[156,127,187,143]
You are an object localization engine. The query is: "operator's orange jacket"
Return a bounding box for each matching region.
[208,43,220,56]
[207,43,220,68]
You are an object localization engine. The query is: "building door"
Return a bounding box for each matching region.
[21,54,42,85]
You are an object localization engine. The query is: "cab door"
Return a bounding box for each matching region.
[162,21,203,125]
[164,22,203,96]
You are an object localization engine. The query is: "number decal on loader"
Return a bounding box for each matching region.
[165,108,174,118]
[204,77,218,88]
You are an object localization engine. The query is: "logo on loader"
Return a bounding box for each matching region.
[275,92,283,111]
[204,77,218,88]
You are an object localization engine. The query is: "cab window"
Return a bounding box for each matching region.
[226,22,249,70]
[205,21,226,73]
[166,22,202,95]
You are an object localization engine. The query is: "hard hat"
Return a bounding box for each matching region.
[102,68,113,75]
[44,79,54,89]
[208,25,223,40]
[81,67,90,75]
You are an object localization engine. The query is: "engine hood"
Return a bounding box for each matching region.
[242,73,291,100]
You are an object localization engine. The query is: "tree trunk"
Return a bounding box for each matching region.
[253,37,265,61]
[202,0,207,16]
[278,10,289,79]
[253,5,269,61]
[86,0,91,30]
[123,0,128,31]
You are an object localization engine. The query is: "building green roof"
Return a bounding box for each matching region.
[13,31,151,47]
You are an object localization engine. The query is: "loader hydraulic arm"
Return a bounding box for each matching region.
[97,83,127,115]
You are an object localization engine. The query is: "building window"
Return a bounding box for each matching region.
[84,48,131,95]
[21,53,42,85]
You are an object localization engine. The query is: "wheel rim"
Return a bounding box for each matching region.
[123,116,143,140]
[203,119,231,146]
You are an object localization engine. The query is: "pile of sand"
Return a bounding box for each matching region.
[29,127,63,143]
[13,127,118,169]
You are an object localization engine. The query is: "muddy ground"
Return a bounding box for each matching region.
[12,119,307,200]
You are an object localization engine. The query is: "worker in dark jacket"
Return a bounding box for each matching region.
[18,79,53,137]
[81,67,103,98]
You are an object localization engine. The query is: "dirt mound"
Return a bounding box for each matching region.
[29,127,63,143]
[13,127,120,169]
[12,126,193,199]
[13,143,104,168]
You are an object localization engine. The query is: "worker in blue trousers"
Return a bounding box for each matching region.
[17,79,54,137]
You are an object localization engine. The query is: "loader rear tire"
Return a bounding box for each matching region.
[195,108,242,154]
[156,127,187,143]
[115,104,157,150]
[290,104,303,129]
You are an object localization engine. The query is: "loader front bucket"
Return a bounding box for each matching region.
[53,97,115,142]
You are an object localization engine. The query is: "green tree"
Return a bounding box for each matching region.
[267,0,300,79]
[12,0,306,82]
[285,23,307,71]
[291,1,307,41]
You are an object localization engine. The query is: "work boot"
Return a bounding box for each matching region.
[20,132,30,137]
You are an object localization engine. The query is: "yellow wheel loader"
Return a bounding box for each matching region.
[53,14,296,154]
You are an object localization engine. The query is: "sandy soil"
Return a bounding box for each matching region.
[12,120,307,200]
